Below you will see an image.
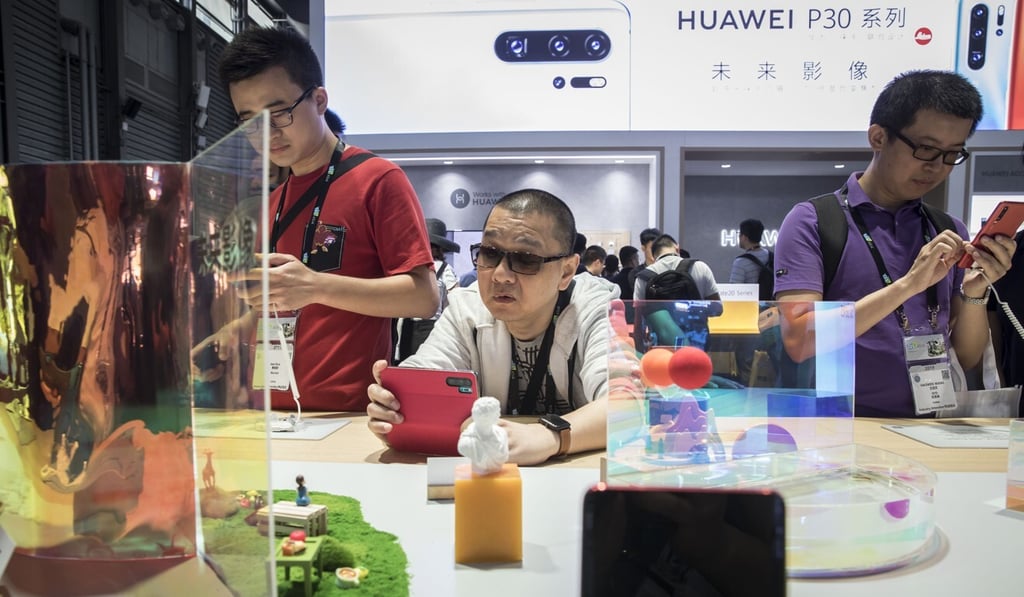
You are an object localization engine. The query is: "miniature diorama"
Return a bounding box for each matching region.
[606,299,941,577]
[454,397,522,564]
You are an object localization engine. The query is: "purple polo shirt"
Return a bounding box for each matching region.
[774,172,967,418]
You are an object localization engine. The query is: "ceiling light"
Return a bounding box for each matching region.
[720,163,731,169]
[614,159,626,164]
[834,163,846,169]
[534,159,545,164]
[443,160,454,165]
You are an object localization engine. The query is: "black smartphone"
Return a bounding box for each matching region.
[192,342,223,371]
[581,484,786,597]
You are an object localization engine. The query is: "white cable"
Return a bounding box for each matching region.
[980,271,1024,342]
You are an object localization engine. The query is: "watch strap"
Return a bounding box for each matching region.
[554,426,571,458]
[959,282,990,305]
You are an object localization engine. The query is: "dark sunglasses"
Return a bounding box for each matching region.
[472,244,569,275]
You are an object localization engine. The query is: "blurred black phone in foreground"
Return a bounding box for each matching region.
[581,484,786,597]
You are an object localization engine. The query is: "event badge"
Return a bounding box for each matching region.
[252,316,297,391]
[904,333,956,415]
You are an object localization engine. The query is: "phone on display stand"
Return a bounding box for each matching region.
[581,484,786,597]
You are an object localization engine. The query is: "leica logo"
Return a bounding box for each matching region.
[915,27,933,45]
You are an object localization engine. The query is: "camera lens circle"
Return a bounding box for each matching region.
[553,76,566,89]
[548,34,570,58]
[973,28,985,38]
[507,37,527,58]
[974,6,986,18]
[585,33,608,58]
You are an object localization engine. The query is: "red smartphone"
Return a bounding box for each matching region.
[581,483,786,597]
[380,367,479,456]
[958,201,1024,268]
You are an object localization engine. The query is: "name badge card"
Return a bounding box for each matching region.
[252,316,297,391]
[904,333,956,415]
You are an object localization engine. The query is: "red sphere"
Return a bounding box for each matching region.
[290,530,307,542]
[668,346,713,390]
[640,348,674,387]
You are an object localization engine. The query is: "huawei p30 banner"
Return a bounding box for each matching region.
[323,0,1022,132]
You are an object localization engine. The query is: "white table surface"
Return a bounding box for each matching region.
[270,461,1024,597]
[4,462,1020,596]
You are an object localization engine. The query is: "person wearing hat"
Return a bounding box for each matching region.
[394,218,462,362]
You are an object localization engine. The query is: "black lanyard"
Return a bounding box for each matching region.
[843,187,939,333]
[507,280,575,415]
[269,142,345,265]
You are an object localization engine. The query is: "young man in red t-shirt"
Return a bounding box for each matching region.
[197,27,437,412]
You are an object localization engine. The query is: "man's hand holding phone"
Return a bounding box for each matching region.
[232,252,320,311]
[366,359,404,444]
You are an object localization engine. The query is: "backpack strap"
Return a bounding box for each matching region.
[920,203,956,236]
[676,258,696,275]
[811,192,847,296]
[436,261,447,280]
[737,253,767,269]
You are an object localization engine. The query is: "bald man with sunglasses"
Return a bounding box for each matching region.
[367,189,629,465]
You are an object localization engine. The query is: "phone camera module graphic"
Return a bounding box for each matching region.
[552,76,566,89]
[494,30,611,62]
[966,3,989,69]
[446,376,473,388]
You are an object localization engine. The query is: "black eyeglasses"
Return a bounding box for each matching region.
[469,243,482,267]
[472,244,569,275]
[888,128,970,166]
[237,86,316,133]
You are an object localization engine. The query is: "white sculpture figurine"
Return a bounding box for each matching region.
[458,397,509,475]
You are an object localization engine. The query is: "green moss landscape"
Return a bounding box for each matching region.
[201,489,409,597]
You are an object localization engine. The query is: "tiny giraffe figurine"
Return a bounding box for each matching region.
[457,397,509,475]
[295,474,310,506]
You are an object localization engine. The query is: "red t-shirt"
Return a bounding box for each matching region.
[257,145,432,411]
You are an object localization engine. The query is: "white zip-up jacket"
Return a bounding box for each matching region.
[402,273,621,413]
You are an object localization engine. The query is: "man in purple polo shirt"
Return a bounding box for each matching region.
[774,70,1017,418]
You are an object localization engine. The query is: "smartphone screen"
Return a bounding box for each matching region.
[581,485,786,597]
[323,0,631,134]
[956,1,1019,130]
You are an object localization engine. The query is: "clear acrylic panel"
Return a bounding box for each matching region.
[189,115,275,597]
[0,115,274,595]
[606,299,856,480]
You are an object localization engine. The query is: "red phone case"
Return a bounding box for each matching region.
[380,367,479,456]
[958,201,1024,268]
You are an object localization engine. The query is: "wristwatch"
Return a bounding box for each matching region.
[539,414,572,459]
[959,282,991,305]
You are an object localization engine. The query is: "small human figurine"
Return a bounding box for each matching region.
[457,397,509,475]
[295,474,310,506]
